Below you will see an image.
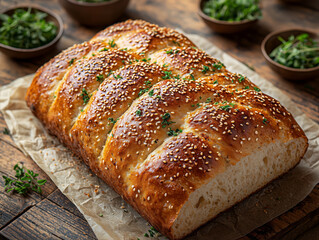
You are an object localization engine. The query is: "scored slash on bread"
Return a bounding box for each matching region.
[25,20,308,240]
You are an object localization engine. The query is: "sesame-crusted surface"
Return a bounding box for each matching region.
[25,19,308,240]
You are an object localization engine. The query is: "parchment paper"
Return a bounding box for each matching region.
[0,32,319,240]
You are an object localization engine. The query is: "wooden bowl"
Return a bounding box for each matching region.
[0,5,63,59]
[198,0,260,34]
[59,0,130,27]
[261,29,319,81]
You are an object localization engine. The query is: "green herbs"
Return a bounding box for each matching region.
[202,65,210,74]
[219,102,236,111]
[136,109,142,116]
[212,62,224,70]
[80,88,91,104]
[270,33,319,69]
[238,74,245,83]
[162,70,172,79]
[108,118,117,124]
[3,163,47,195]
[161,113,175,128]
[253,87,261,92]
[148,89,154,96]
[99,47,109,52]
[167,128,182,136]
[262,118,267,124]
[69,58,75,66]
[113,74,122,79]
[108,39,116,48]
[0,8,57,49]
[190,73,195,81]
[203,0,262,22]
[166,49,174,54]
[3,127,10,135]
[96,74,104,82]
[143,226,160,238]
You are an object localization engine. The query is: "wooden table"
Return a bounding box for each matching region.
[0,0,318,239]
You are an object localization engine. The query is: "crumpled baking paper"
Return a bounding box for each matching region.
[0,32,318,240]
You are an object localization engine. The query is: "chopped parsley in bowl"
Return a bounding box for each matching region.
[0,8,57,49]
[202,0,262,22]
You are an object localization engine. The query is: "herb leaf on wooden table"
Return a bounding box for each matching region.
[2,163,47,195]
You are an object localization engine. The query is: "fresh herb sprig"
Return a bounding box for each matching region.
[270,33,319,69]
[203,0,262,22]
[2,163,47,195]
[0,8,57,49]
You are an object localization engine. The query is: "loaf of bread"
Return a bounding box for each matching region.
[26,20,308,239]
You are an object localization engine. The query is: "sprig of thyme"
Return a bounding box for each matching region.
[2,163,46,195]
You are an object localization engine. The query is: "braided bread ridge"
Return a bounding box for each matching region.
[26,20,308,240]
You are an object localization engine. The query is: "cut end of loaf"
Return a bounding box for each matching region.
[171,137,307,239]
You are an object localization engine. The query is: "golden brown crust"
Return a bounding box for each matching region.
[25,19,308,240]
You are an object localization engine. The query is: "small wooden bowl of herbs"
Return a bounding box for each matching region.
[0,6,63,59]
[58,0,130,27]
[262,29,319,81]
[198,0,262,33]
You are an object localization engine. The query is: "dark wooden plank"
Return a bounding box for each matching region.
[47,189,85,219]
[1,198,97,240]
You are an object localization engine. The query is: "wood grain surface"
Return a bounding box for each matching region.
[0,0,318,239]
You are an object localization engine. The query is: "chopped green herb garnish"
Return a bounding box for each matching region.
[202,65,210,74]
[238,74,245,83]
[136,109,142,116]
[162,70,172,79]
[190,73,195,81]
[213,80,218,84]
[148,89,154,96]
[145,80,151,86]
[161,113,175,128]
[167,128,183,136]
[69,58,75,66]
[166,49,174,54]
[113,74,122,79]
[212,61,224,70]
[2,163,47,195]
[220,102,235,111]
[99,213,103,217]
[96,74,104,82]
[99,47,109,52]
[254,87,261,92]
[263,118,267,124]
[3,127,10,135]
[80,88,91,104]
[244,86,250,89]
[138,88,149,96]
[108,117,117,124]
[108,39,116,48]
